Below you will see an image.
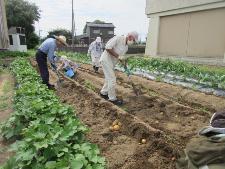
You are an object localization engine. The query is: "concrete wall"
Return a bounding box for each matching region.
[146,0,224,15]
[145,16,160,56]
[145,0,225,59]
[158,8,225,57]
[0,0,9,49]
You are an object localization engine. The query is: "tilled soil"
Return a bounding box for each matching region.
[31,60,225,169]
[55,78,177,169]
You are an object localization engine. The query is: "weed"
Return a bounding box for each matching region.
[84,80,96,92]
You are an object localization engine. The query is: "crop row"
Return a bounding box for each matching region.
[0,59,105,169]
[62,51,225,89]
[127,57,225,89]
[0,51,29,58]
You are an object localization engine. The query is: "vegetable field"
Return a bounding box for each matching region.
[1,53,225,169]
[1,59,105,169]
[66,52,225,97]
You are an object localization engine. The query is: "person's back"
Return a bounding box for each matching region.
[38,38,56,56]
[100,35,128,67]
[99,31,138,105]
[35,35,67,89]
[176,110,225,169]
[88,41,103,57]
[88,37,103,73]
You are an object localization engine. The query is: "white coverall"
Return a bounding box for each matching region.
[100,36,128,101]
[88,41,103,67]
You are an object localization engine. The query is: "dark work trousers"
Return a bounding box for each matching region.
[35,50,49,85]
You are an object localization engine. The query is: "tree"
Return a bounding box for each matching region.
[47,29,72,41]
[93,20,105,24]
[26,32,40,49]
[5,0,40,49]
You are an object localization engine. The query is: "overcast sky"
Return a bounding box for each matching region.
[27,0,149,41]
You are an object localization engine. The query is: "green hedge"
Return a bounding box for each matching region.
[0,51,29,59]
[0,59,105,169]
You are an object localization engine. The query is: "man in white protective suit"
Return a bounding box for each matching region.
[88,37,103,73]
[99,31,139,105]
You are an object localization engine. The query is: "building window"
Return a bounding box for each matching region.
[9,35,13,45]
[19,35,26,45]
[108,31,114,35]
[93,30,100,34]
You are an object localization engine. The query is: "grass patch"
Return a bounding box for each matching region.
[58,51,91,64]
[0,95,9,101]
[84,80,96,92]
[120,106,128,112]
[0,67,4,74]
[147,89,159,97]
[2,80,12,93]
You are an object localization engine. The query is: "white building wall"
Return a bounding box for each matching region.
[9,34,27,52]
[145,16,160,56]
[145,0,225,57]
[146,0,225,14]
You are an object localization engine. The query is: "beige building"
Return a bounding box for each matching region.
[145,0,225,62]
[0,0,9,50]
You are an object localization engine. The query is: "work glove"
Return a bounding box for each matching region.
[50,62,57,71]
[119,55,129,60]
[53,55,60,62]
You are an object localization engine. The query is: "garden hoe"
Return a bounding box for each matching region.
[55,70,64,88]
[124,66,142,96]
[50,63,63,88]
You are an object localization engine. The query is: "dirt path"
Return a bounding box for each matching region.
[0,70,14,165]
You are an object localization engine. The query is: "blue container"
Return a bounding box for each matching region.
[65,68,75,78]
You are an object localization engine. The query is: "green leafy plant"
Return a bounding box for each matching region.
[127,57,225,90]
[0,51,29,58]
[58,51,91,64]
[0,59,105,169]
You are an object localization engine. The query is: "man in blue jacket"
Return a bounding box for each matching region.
[35,35,68,89]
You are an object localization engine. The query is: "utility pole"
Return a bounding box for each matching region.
[38,30,41,38]
[71,0,74,47]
